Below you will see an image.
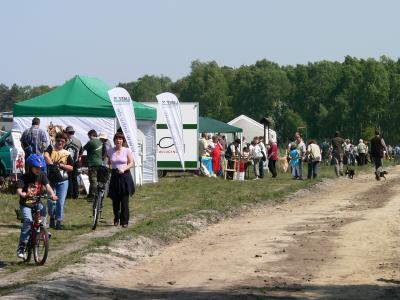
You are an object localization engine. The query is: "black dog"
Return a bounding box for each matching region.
[375,170,388,180]
[345,168,355,179]
[380,170,388,180]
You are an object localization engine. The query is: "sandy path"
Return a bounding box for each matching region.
[3,167,400,299]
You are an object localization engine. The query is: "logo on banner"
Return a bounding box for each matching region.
[156,92,185,169]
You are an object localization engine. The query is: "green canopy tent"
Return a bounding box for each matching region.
[13,75,156,120]
[12,75,157,183]
[199,116,242,134]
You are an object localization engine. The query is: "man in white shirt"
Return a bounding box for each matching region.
[252,137,263,180]
[258,136,267,178]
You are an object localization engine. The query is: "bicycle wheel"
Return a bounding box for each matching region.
[92,193,101,230]
[23,239,32,263]
[33,226,49,265]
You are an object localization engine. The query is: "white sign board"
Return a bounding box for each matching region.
[143,102,198,170]
[156,92,185,170]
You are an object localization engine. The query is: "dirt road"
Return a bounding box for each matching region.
[3,167,400,299]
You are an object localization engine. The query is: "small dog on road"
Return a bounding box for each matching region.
[345,168,355,179]
[379,171,388,180]
[376,170,388,180]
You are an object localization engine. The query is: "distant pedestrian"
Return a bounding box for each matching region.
[258,136,267,179]
[63,126,82,199]
[99,133,112,163]
[211,136,223,177]
[294,132,306,180]
[306,140,321,179]
[321,140,330,166]
[83,130,105,199]
[225,138,241,179]
[267,139,278,178]
[21,117,48,157]
[370,130,387,180]
[289,144,300,179]
[331,131,345,177]
[251,137,263,180]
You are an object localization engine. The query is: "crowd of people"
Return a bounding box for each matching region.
[199,129,397,183]
[198,133,279,180]
[16,117,134,258]
[287,129,394,181]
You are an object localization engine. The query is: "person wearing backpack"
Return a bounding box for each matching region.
[20,117,48,158]
[64,126,82,199]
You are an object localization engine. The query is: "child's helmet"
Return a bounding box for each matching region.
[26,154,46,168]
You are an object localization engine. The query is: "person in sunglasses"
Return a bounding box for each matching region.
[44,133,73,230]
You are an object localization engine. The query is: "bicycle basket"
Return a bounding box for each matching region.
[97,166,110,183]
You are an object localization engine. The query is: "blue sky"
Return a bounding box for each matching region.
[1,0,399,86]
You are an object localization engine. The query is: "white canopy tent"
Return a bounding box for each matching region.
[228,115,277,143]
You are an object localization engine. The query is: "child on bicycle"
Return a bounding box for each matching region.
[16,154,57,259]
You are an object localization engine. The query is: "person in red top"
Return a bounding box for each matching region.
[211,136,223,177]
[267,139,278,178]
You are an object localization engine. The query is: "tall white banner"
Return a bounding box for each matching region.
[156,92,185,169]
[108,87,142,184]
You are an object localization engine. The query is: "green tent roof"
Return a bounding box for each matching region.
[199,116,242,133]
[13,75,156,120]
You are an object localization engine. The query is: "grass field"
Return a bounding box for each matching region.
[0,162,375,287]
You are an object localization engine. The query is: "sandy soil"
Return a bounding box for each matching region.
[3,167,400,299]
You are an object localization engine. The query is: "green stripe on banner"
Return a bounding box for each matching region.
[157,161,198,168]
[157,124,197,129]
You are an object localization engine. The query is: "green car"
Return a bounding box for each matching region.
[0,131,16,176]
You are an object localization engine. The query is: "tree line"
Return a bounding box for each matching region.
[2,56,400,145]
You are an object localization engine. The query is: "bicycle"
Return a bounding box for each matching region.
[22,195,50,265]
[91,166,110,230]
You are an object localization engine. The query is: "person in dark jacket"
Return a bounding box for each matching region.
[107,132,135,227]
[331,131,345,177]
[83,130,104,199]
[370,130,387,180]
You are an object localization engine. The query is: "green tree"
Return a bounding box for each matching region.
[179,60,233,121]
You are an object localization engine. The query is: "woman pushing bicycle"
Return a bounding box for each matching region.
[16,154,58,259]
